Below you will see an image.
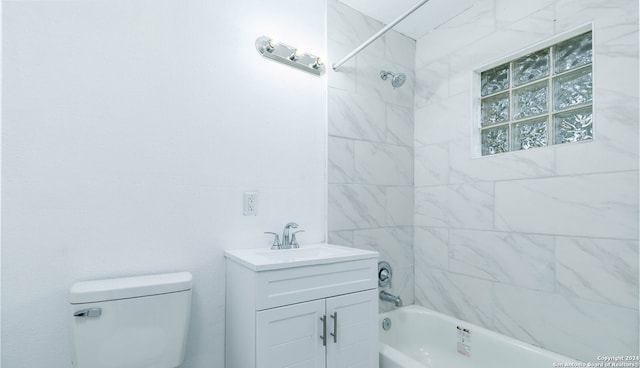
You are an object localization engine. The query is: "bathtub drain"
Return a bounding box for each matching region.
[382,317,391,330]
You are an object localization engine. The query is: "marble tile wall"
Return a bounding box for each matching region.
[413,0,639,362]
[327,0,415,312]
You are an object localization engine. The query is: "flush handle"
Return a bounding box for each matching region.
[73,308,102,318]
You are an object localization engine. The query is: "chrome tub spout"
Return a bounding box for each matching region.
[380,290,403,307]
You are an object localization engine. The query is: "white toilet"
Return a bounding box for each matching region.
[68,272,193,368]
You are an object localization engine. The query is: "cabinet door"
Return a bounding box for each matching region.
[326,289,379,368]
[256,299,326,368]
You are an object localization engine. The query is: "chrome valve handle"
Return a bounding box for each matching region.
[264,232,281,250]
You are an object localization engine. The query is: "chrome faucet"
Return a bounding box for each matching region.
[265,222,304,250]
[380,290,403,307]
[281,222,299,249]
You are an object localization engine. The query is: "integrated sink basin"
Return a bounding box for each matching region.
[224,243,378,271]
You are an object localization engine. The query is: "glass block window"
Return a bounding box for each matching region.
[478,31,593,156]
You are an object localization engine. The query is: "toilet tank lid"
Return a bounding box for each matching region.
[69,271,192,304]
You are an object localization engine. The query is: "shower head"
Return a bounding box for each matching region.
[380,70,406,88]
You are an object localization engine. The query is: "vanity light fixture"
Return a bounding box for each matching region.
[255,36,325,76]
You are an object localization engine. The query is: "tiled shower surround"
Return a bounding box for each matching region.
[330,0,639,362]
[327,0,415,313]
[414,0,638,362]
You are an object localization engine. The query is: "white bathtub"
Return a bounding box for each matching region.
[379,305,583,368]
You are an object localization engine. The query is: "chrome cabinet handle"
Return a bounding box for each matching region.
[73,308,102,318]
[320,315,327,346]
[330,312,337,343]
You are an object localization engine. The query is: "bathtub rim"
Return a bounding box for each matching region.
[378,304,584,364]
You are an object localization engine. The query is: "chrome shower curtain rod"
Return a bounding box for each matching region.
[332,0,431,71]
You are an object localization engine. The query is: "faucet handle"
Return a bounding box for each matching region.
[264,232,281,250]
[290,230,305,248]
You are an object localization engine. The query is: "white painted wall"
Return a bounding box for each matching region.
[1,0,326,366]
[413,0,638,362]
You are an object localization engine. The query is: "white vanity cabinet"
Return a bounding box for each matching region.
[225,244,379,368]
[256,289,378,368]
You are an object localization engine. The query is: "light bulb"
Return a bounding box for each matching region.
[312,57,324,69]
[289,49,303,61]
[265,39,276,53]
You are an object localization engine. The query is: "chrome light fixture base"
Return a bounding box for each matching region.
[255,36,325,76]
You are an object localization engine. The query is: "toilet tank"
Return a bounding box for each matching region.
[68,272,193,368]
